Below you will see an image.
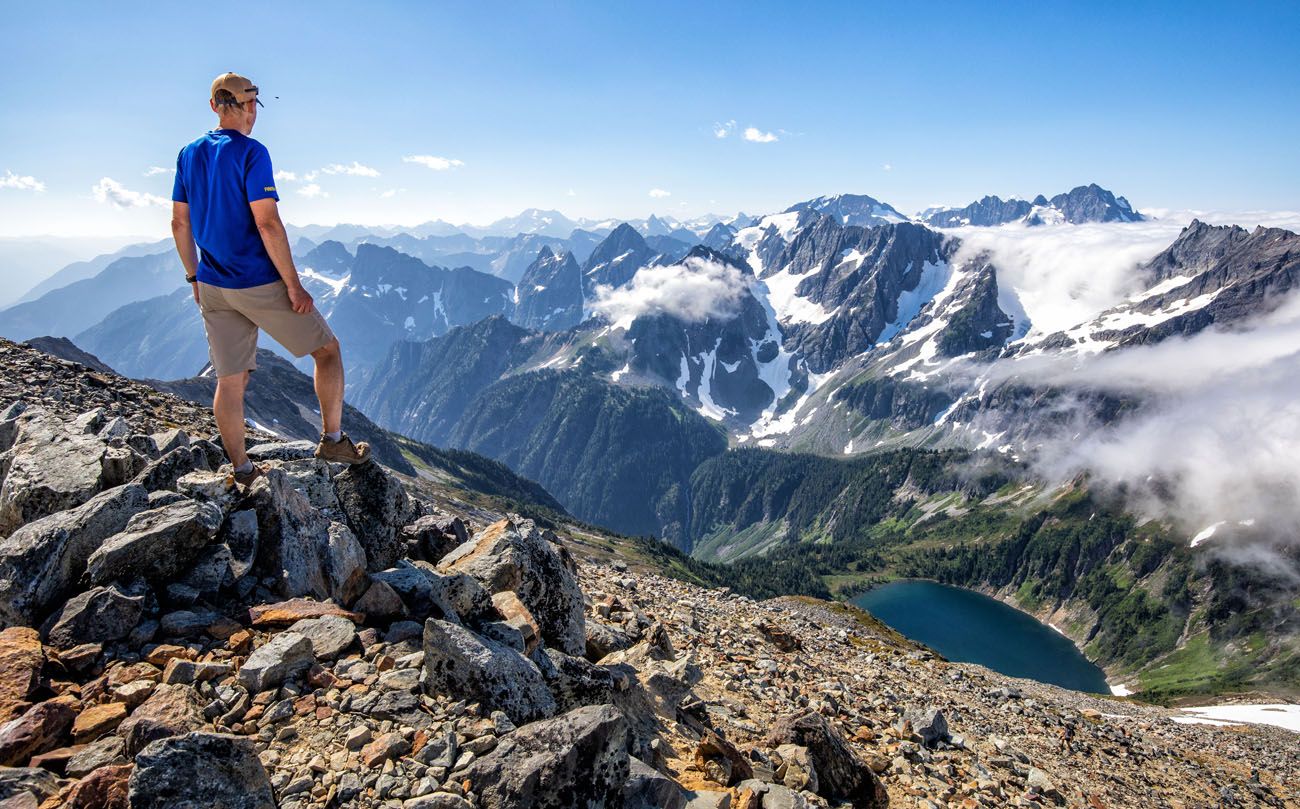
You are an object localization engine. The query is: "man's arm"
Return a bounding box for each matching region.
[250,198,313,314]
[171,202,200,304]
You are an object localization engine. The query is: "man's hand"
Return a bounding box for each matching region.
[192,283,200,306]
[287,282,314,314]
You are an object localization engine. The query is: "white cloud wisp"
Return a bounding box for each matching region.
[590,257,749,328]
[403,155,464,171]
[1,170,46,192]
[91,177,166,208]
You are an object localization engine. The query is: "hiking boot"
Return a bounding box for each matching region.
[315,432,372,465]
[231,462,266,489]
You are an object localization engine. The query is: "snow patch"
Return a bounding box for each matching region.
[877,260,951,344]
[299,268,349,295]
[761,264,834,325]
[1171,704,1300,734]
[1190,521,1225,548]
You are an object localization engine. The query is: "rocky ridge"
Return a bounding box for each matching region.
[0,339,1296,809]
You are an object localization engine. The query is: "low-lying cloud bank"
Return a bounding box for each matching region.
[949,209,1300,337]
[973,280,1300,580]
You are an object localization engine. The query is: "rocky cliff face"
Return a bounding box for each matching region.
[513,247,584,332]
[921,184,1144,228]
[0,337,1295,808]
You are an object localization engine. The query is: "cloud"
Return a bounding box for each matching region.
[882,163,893,172]
[143,166,173,177]
[1,170,45,192]
[649,188,671,199]
[91,177,166,208]
[590,256,750,327]
[319,161,379,178]
[947,211,1300,338]
[380,188,404,198]
[403,155,464,171]
[297,183,328,199]
[955,242,1300,581]
[714,120,736,138]
[274,170,298,182]
[743,127,779,143]
[567,188,576,197]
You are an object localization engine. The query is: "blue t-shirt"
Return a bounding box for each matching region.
[172,129,281,289]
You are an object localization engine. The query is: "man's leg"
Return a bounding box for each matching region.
[311,338,344,435]
[213,370,250,467]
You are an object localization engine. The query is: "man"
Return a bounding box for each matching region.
[171,72,370,486]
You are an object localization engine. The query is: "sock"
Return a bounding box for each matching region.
[324,430,342,443]
[233,460,254,474]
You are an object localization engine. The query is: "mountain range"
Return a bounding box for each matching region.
[4,181,1298,699]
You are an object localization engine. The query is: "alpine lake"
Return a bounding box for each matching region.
[852,580,1111,694]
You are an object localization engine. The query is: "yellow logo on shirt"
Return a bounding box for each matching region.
[264,186,276,192]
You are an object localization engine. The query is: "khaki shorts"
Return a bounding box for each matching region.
[198,280,336,377]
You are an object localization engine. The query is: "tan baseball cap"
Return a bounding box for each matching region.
[210,72,264,107]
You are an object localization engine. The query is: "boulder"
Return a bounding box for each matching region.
[286,615,356,660]
[535,648,616,713]
[0,484,148,627]
[0,404,27,453]
[247,469,364,601]
[160,660,231,686]
[584,619,634,662]
[0,419,117,536]
[774,744,818,793]
[248,598,361,626]
[422,618,555,725]
[126,433,160,459]
[735,780,809,809]
[237,632,314,692]
[116,684,206,756]
[245,441,315,462]
[322,522,368,604]
[461,704,628,809]
[763,711,886,807]
[353,579,404,618]
[359,731,410,767]
[65,735,126,778]
[0,697,77,766]
[72,702,127,744]
[0,766,65,805]
[175,545,237,600]
[275,458,339,510]
[694,729,752,786]
[0,628,44,723]
[492,591,541,655]
[41,581,146,650]
[63,761,131,809]
[96,417,131,441]
[129,446,211,492]
[439,516,586,656]
[902,706,949,748]
[335,461,417,571]
[402,514,468,564]
[128,732,275,809]
[151,429,190,456]
[622,757,688,809]
[219,509,258,582]
[85,500,223,585]
[371,562,492,625]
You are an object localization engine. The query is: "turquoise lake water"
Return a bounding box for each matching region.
[852,580,1111,694]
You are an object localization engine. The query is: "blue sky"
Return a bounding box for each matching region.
[1,0,1297,238]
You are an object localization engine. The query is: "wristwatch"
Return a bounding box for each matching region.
[186,275,198,283]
